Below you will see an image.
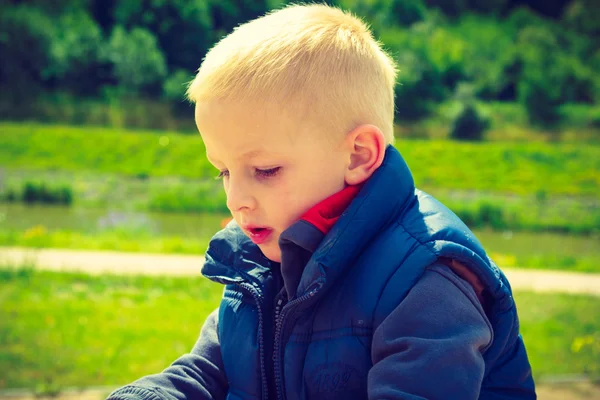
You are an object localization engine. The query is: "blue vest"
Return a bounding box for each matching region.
[202,146,535,399]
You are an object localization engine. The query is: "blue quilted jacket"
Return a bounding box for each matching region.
[107,146,535,400]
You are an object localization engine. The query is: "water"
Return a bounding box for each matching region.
[0,203,226,238]
[1,203,598,261]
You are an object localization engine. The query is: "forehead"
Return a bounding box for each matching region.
[195,99,326,161]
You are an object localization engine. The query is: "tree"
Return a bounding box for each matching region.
[387,0,428,26]
[113,0,213,72]
[516,25,564,126]
[394,50,446,121]
[103,26,167,94]
[0,5,55,99]
[47,10,105,95]
[209,0,271,38]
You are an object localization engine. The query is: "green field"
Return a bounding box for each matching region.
[0,267,598,392]
[1,122,599,196]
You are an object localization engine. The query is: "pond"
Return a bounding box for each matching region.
[0,203,227,238]
[1,203,598,264]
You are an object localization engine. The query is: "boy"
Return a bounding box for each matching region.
[108,4,535,399]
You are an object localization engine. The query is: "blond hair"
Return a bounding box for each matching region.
[187,3,397,143]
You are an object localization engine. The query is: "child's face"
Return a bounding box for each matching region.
[195,100,350,262]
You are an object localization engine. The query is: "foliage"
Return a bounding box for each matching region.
[0,0,598,129]
[384,0,428,26]
[516,25,564,126]
[114,0,213,73]
[0,5,55,100]
[448,16,517,100]
[393,50,445,120]
[149,182,228,214]
[1,181,73,205]
[103,26,167,94]
[562,0,600,39]
[47,10,105,95]
[163,69,194,102]
[450,103,490,141]
[382,24,448,120]
[422,0,510,17]
[22,182,73,205]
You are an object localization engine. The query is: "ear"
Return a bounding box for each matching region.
[344,124,386,186]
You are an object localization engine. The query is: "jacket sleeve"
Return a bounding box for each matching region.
[368,263,493,400]
[106,309,228,400]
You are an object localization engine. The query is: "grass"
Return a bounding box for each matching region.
[0,228,210,255]
[0,268,222,393]
[516,292,600,380]
[1,122,599,196]
[0,268,598,392]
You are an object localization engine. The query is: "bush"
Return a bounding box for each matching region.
[8,181,74,205]
[453,201,509,230]
[148,182,228,213]
[450,103,489,141]
[520,81,562,127]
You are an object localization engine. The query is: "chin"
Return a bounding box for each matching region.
[260,245,282,263]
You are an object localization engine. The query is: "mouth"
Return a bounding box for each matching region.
[243,226,273,245]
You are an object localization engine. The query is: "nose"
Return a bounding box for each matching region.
[225,176,257,212]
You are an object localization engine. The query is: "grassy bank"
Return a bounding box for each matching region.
[0,228,210,255]
[0,268,598,392]
[1,122,599,196]
[2,169,598,234]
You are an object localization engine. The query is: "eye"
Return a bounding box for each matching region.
[216,169,229,180]
[255,167,281,178]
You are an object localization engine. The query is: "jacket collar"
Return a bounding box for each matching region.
[294,145,414,297]
[202,145,416,295]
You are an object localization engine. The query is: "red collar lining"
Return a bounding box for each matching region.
[300,184,363,234]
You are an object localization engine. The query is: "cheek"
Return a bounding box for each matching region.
[266,183,306,221]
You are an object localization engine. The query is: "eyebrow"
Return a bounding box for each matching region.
[206,148,267,165]
[240,149,266,160]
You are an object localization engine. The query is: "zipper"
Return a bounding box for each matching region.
[236,281,269,400]
[207,275,269,400]
[273,284,321,400]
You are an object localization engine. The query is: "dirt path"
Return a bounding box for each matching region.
[1,246,600,295]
